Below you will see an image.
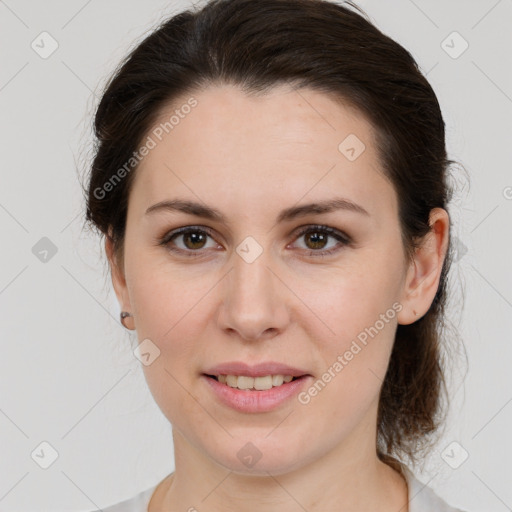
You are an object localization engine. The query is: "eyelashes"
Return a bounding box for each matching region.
[289,225,351,256]
[158,224,352,259]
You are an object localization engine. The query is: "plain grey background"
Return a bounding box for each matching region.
[1,0,511,511]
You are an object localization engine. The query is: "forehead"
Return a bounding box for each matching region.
[130,83,396,221]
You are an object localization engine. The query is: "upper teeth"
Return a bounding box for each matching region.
[216,374,295,390]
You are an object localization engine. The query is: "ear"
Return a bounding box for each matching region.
[105,234,134,329]
[397,207,450,325]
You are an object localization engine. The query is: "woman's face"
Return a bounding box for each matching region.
[110,83,419,474]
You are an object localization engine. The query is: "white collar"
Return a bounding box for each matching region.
[402,465,465,512]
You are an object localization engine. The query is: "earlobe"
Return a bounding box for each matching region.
[397,208,450,325]
[105,235,133,322]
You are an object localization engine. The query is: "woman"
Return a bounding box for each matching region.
[85,0,466,510]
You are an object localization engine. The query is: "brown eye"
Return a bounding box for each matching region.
[160,226,218,256]
[181,231,208,250]
[303,230,329,250]
[292,225,351,257]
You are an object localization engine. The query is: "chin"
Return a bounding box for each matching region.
[203,436,312,477]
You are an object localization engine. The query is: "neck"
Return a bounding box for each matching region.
[150,431,409,512]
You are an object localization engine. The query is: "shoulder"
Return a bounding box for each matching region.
[87,482,159,512]
[403,466,468,512]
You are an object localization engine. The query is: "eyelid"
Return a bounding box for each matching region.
[292,224,351,243]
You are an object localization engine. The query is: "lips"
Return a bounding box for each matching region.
[202,361,311,378]
[202,373,312,412]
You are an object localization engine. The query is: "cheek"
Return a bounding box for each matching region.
[297,311,397,442]
[296,260,401,401]
[297,259,399,338]
[126,251,208,339]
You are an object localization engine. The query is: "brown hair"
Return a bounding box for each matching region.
[84,0,462,470]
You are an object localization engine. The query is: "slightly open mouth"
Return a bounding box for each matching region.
[203,373,304,391]
[205,374,301,382]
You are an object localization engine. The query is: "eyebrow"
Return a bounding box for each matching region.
[145,197,370,223]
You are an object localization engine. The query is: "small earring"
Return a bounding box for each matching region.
[413,309,418,316]
[120,311,133,329]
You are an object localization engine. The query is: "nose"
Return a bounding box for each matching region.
[216,247,290,342]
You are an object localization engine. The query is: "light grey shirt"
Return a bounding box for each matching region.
[94,467,466,512]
